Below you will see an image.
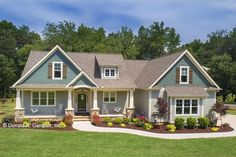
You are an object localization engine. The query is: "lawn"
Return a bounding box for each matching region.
[227,109,236,115]
[0,101,15,120]
[0,128,236,157]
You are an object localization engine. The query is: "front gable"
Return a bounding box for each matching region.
[153,54,212,87]
[71,75,96,87]
[22,50,80,84]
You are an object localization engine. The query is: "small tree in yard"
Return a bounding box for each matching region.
[153,97,168,125]
[211,101,229,126]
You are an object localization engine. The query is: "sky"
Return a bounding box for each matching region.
[0,0,236,44]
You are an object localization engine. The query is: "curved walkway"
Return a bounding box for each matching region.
[72,115,236,139]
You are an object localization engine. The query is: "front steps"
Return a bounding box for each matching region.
[73,116,90,121]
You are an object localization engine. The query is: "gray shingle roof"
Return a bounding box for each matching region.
[165,85,207,97]
[20,50,185,89]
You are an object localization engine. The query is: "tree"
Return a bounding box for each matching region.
[153,97,168,124]
[211,101,229,126]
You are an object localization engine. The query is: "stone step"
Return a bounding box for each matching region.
[73,116,90,121]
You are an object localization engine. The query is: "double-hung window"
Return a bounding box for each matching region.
[103,91,116,103]
[180,66,189,84]
[53,62,63,79]
[104,68,116,78]
[32,92,55,106]
[175,99,199,115]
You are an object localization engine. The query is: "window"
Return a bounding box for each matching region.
[31,91,55,106]
[103,68,117,78]
[175,99,199,115]
[180,66,189,84]
[53,62,62,79]
[103,91,116,103]
[32,92,39,105]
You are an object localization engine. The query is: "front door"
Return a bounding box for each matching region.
[78,94,86,112]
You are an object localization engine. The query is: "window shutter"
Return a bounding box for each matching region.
[63,63,67,79]
[176,67,180,84]
[189,68,193,84]
[48,63,52,79]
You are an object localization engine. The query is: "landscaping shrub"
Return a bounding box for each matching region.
[58,122,67,128]
[136,115,146,122]
[186,117,197,129]
[166,124,176,132]
[113,117,123,124]
[123,118,131,124]
[1,114,14,124]
[132,118,140,123]
[197,117,209,129]
[103,117,112,123]
[107,122,113,127]
[41,121,51,128]
[174,118,185,130]
[120,123,126,127]
[62,115,73,127]
[23,121,30,128]
[91,114,102,126]
[23,118,30,123]
[143,123,153,130]
[211,127,219,132]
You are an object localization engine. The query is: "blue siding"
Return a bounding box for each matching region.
[22,51,80,84]
[72,75,96,87]
[154,55,211,87]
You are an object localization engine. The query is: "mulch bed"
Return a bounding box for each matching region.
[97,123,234,134]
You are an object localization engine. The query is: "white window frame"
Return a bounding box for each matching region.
[52,62,63,80]
[103,91,117,103]
[174,98,199,116]
[103,68,117,79]
[31,91,56,106]
[180,66,189,84]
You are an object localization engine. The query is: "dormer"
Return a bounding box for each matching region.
[101,66,119,79]
[95,55,122,80]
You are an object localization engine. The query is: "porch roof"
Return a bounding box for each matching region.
[165,86,207,97]
[14,84,67,89]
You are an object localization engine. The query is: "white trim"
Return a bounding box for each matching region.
[31,91,56,107]
[179,66,189,84]
[103,91,117,103]
[52,61,63,80]
[170,97,173,123]
[66,71,99,88]
[148,91,152,121]
[174,98,200,116]
[12,45,99,88]
[148,49,221,89]
[103,67,117,79]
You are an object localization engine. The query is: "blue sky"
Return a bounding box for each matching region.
[0,0,236,44]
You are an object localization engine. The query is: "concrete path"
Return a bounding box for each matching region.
[72,115,236,139]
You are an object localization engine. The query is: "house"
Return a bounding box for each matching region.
[11,45,220,122]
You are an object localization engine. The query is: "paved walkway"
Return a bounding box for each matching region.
[72,115,236,139]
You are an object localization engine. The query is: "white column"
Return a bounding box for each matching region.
[129,90,134,108]
[67,90,73,109]
[93,89,98,109]
[170,97,173,123]
[16,90,22,109]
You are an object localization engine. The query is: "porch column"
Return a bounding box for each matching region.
[126,90,134,118]
[14,89,25,122]
[129,90,134,108]
[16,90,22,109]
[91,89,99,116]
[65,90,74,116]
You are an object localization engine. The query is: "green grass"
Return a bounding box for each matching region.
[0,128,236,157]
[0,101,15,120]
[227,108,236,115]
